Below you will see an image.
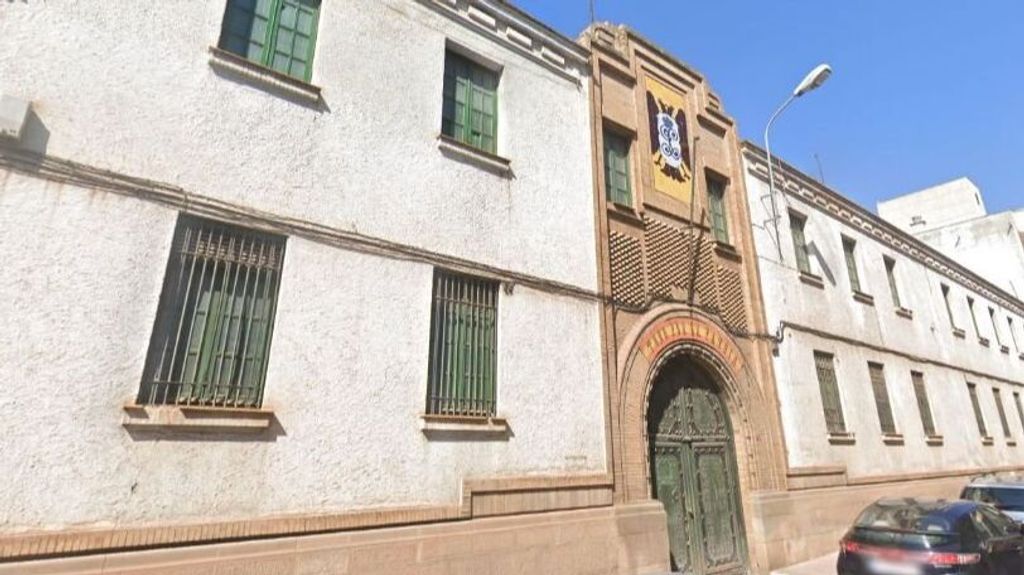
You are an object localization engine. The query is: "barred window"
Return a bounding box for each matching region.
[426,271,499,417]
[140,215,285,408]
[968,383,989,438]
[993,388,1012,439]
[911,371,937,438]
[813,351,846,435]
[868,363,896,435]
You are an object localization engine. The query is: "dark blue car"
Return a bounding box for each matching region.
[838,498,1024,575]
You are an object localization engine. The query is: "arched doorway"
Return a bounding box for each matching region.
[648,354,748,575]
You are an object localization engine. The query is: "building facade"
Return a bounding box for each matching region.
[878,178,1024,299]
[0,1,646,573]
[742,143,1024,566]
[582,25,788,575]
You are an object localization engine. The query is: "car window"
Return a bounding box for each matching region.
[963,487,1024,511]
[973,507,1015,540]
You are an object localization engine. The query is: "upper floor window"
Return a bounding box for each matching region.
[989,307,1005,349]
[426,270,499,417]
[707,174,730,245]
[1009,317,1021,354]
[139,215,286,408]
[1014,392,1024,435]
[883,256,902,309]
[842,236,861,293]
[603,129,633,207]
[967,382,989,439]
[789,212,812,274]
[968,297,985,343]
[911,371,937,438]
[941,284,958,330]
[442,50,499,155]
[868,363,897,436]
[219,0,321,82]
[993,388,1012,439]
[813,351,846,435]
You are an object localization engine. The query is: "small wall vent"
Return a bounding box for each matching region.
[0,94,31,142]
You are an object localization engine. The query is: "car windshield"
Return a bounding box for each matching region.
[855,501,954,534]
[962,487,1024,511]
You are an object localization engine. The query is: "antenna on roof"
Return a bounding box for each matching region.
[589,0,596,24]
[814,153,826,185]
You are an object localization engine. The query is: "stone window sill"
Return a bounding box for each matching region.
[828,432,856,445]
[979,337,991,348]
[1008,440,1018,447]
[926,435,944,446]
[853,291,875,306]
[207,46,322,106]
[420,414,510,437]
[1019,353,1024,362]
[122,404,274,433]
[882,433,905,446]
[799,271,825,290]
[982,436,995,446]
[437,135,512,177]
[953,328,966,340]
[714,242,743,262]
[608,202,644,226]
[1000,345,1011,355]
[895,307,914,320]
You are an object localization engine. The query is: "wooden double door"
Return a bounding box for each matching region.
[648,359,747,575]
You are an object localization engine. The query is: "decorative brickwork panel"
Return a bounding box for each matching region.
[718,267,747,333]
[644,217,690,299]
[609,231,646,307]
[695,238,718,312]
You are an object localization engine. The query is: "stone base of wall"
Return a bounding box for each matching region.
[0,503,669,575]
[752,474,976,570]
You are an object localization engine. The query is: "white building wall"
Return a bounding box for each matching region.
[877,177,986,234]
[743,149,1024,478]
[0,0,606,533]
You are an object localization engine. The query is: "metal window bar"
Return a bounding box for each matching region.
[141,215,285,408]
[994,388,1012,439]
[884,258,902,309]
[790,214,811,274]
[968,383,988,437]
[868,363,896,435]
[813,352,846,434]
[842,237,861,293]
[426,271,498,417]
[911,372,936,437]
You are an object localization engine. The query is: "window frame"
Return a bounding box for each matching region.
[706,172,731,245]
[603,127,633,207]
[910,371,937,438]
[868,362,897,436]
[841,236,862,294]
[968,297,984,341]
[993,388,1012,439]
[989,307,1004,348]
[441,49,501,155]
[883,256,902,310]
[967,382,989,439]
[1008,317,1021,353]
[813,351,847,435]
[941,284,958,330]
[789,211,812,274]
[218,0,321,82]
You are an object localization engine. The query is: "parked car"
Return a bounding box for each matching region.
[962,476,1024,523]
[837,498,1024,574]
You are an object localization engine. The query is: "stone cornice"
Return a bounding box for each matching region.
[741,142,1024,317]
[413,0,589,82]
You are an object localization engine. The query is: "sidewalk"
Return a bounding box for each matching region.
[770,552,839,575]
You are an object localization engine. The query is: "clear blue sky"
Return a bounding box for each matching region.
[515,0,1023,214]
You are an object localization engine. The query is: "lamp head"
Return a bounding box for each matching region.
[793,64,832,97]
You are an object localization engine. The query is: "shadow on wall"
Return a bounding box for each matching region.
[124,414,288,444]
[807,241,836,286]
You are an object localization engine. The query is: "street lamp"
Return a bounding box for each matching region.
[764,63,833,259]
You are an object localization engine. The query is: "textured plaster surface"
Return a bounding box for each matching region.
[0,0,606,532]
[743,167,1024,477]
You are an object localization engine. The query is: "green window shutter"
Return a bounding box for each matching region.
[603,131,632,206]
[141,216,286,408]
[707,177,730,244]
[427,270,499,417]
[868,363,896,435]
[441,52,499,154]
[994,388,1012,438]
[968,383,988,437]
[790,214,811,274]
[813,351,846,434]
[219,0,320,82]
[911,372,936,437]
[884,257,902,309]
[842,237,861,293]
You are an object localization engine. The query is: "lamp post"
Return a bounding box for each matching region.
[764,63,833,259]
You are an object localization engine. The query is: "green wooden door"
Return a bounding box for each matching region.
[649,361,747,575]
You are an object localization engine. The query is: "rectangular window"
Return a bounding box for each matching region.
[968,298,982,339]
[790,212,812,274]
[1014,392,1024,435]
[884,257,902,309]
[441,51,499,154]
[426,270,499,417]
[869,363,897,435]
[994,388,1012,439]
[1009,318,1021,353]
[219,0,321,81]
[911,371,937,438]
[140,215,286,408]
[707,175,731,245]
[968,383,989,438]
[603,130,632,207]
[813,351,846,434]
[842,236,862,293]
[990,308,1004,347]
[941,284,958,329]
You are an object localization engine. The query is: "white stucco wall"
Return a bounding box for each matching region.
[743,153,1024,478]
[0,0,606,533]
[914,213,1024,300]
[878,178,986,235]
